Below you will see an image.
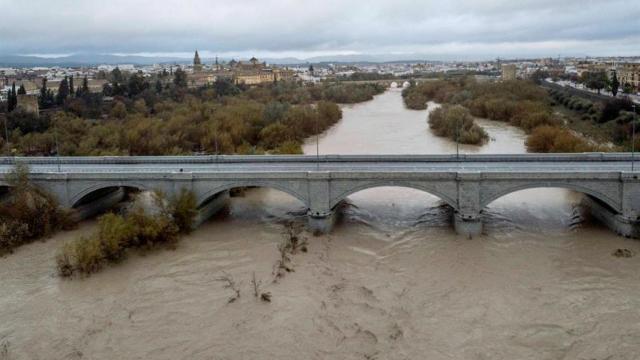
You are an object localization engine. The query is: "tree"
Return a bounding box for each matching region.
[212,78,240,97]
[111,67,123,83]
[39,77,55,109]
[623,82,634,94]
[610,71,620,97]
[7,108,49,134]
[102,83,113,97]
[127,72,148,97]
[173,68,188,88]
[529,69,549,85]
[155,79,163,93]
[110,101,128,119]
[75,75,89,98]
[111,82,125,97]
[582,71,607,94]
[69,75,75,96]
[7,82,17,112]
[17,84,26,95]
[56,76,70,105]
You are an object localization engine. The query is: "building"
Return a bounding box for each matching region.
[230,57,294,85]
[501,64,517,81]
[618,63,640,90]
[16,94,39,114]
[576,61,614,78]
[83,79,109,93]
[185,51,294,88]
[15,80,39,95]
[35,77,108,95]
[193,50,203,72]
[189,51,216,88]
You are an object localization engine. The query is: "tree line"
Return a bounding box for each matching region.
[547,87,637,149]
[2,68,385,156]
[534,68,635,97]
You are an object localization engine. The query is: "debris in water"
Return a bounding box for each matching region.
[216,272,241,303]
[1,340,9,359]
[260,292,272,302]
[612,249,634,258]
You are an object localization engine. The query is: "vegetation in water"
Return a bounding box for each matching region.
[56,190,196,277]
[168,188,198,234]
[402,77,610,152]
[274,222,308,280]
[428,105,488,145]
[0,163,75,256]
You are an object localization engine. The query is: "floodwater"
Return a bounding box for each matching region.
[1,89,640,359]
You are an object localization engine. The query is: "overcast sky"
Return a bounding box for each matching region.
[1,0,639,60]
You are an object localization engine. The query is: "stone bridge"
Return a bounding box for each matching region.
[0,154,638,238]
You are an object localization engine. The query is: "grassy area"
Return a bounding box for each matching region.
[552,105,619,147]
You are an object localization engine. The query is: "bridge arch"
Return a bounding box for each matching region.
[329,182,458,210]
[481,182,621,213]
[196,181,309,209]
[70,183,148,208]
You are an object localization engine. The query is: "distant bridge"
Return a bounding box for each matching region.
[337,78,432,87]
[0,154,638,238]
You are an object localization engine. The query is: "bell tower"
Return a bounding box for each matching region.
[193,50,203,71]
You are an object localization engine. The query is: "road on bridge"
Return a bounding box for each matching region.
[0,154,637,174]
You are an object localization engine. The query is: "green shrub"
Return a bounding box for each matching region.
[169,189,198,234]
[96,213,135,261]
[127,207,179,248]
[0,163,76,256]
[273,140,303,154]
[428,105,488,145]
[526,125,600,153]
[72,236,104,274]
[57,192,182,277]
[512,111,560,133]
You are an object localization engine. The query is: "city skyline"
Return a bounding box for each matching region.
[1,0,639,61]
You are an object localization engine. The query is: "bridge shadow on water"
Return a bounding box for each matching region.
[335,187,607,241]
[482,188,602,239]
[197,186,610,241]
[335,187,453,242]
[205,187,308,231]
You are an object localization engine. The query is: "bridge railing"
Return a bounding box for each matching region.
[0,153,635,165]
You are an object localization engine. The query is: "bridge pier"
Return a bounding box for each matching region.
[455,172,483,238]
[307,210,338,235]
[585,196,640,238]
[193,191,229,228]
[453,212,483,238]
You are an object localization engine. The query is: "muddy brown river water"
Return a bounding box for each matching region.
[1,89,640,359]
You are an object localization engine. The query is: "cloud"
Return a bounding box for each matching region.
[0,0,638,59]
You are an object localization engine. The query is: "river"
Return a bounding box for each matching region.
[1,89,639,359]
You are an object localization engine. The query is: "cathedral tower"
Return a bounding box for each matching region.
[193,50,203,71]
